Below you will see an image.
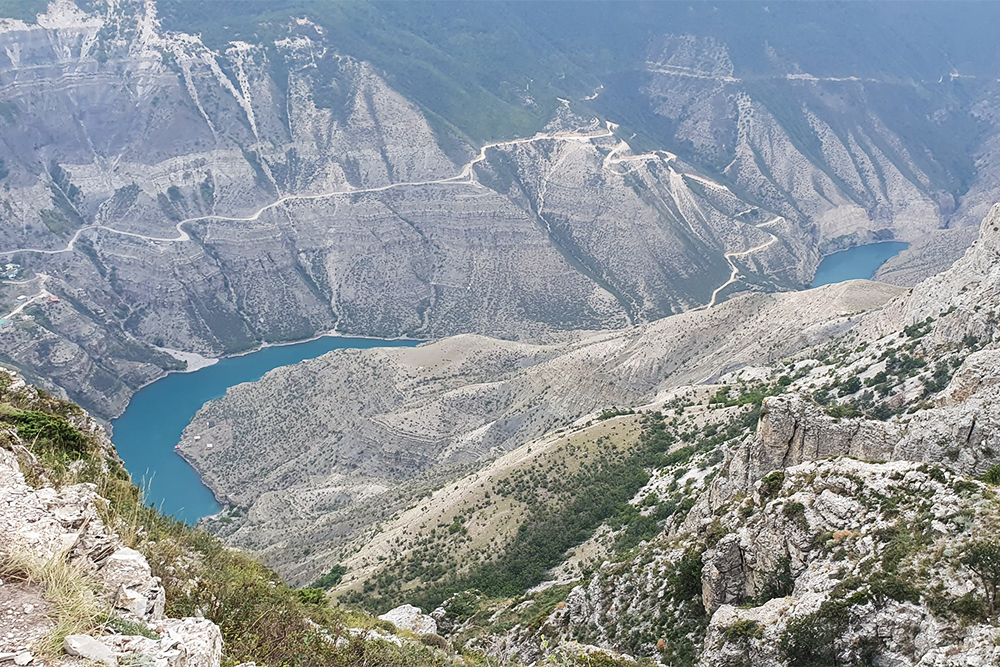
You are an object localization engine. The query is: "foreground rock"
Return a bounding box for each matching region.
[63,635,117,666]
[379,605,438,636]
[0,426,221,666]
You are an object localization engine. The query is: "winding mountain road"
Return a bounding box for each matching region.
[0,122,781,311]
[706,218,783,308]
[0,273,52,322]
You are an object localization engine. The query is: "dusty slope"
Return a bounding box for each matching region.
[184,278,903,580]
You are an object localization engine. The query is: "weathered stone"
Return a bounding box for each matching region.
[378,604,438,635]
[64,635,117,666]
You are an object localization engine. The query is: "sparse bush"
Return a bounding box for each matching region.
[961,541,1000,616]
[983,465,1000,486]
[313,564,347,589]
[760,471,785,499]
[723,619,763,642]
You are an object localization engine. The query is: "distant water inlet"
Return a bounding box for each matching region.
[812,241,909,287]
[111,335,420,523]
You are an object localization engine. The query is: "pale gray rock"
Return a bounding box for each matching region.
[755,393,899,472]
[104,618,222,667]
[0,403,221,666]
[64,635,117,666]
[701,534,747,613]
[378,604,437,635]
[102,547,166,621]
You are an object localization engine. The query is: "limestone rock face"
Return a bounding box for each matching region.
[700,534,747,613]
[693,459,1000,667]
[103,618,223,667]
[379,604,438,636]
[755,393,899,474]
[102,547,167,621]
[938,348,1000,406]
[892,385,1000,478]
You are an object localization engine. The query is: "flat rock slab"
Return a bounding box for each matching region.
[64,635,118,666]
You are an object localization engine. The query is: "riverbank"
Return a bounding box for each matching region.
[110,334,423,522]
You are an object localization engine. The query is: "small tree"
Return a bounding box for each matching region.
[962,541,1000,616]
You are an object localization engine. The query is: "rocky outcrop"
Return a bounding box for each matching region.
[0,446,221,666]
[102,618,223,667]
[696,459,1000,667]
[755,393,899,474]
[379,605,438,636]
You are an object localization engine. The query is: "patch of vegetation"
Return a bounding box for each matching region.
[723,618,762,642]
[981,464,1000,486]
[313,564,348,589]
[779,600,847,667]
[961,541,1000,616]
[754,556,794,604]
[598,406,635,420]
[760,471,785,499]
[824,402,863,419]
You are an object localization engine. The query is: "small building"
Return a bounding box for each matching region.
[48,296,60,303]
[193,435,201,441]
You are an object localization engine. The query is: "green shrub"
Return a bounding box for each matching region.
[961,540,1000,616]
[824,402,862,419]
[983,465,1000,486]
[755,556,794,603]
[723,619,763,642]
[313,565,347,589]
[760,471,785,499]
[1,409,88,456]
[296,588,328,606]
[779,600,849,667]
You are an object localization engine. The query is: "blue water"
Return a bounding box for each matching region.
[111,336,420,523]
[812,241,909,287]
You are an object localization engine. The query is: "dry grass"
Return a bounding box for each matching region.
[0,549,106,657]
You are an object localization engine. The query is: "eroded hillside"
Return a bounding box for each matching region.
[186,277,903,578]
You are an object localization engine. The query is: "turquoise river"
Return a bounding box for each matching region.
[110,241,908,523]
[111,336,419,523]
[812,241,909,287]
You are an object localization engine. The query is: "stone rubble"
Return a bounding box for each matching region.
[0,446,221,666]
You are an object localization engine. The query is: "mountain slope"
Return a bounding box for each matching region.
[307,204,1000,666]
[186,277,904,579]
